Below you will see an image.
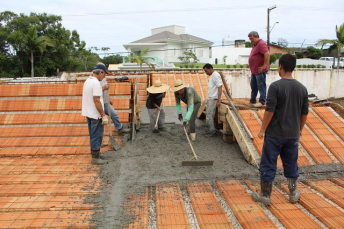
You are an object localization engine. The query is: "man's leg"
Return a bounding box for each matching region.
[251,135,282,205]
[158,108,165,129]
[189,102,201,141]
[147,108,158,131]
[87,117,106,165]
[206,99,217,134]
[250,74,258,104]
[104,103,122,130]
[280,138,300,203]
[190,102,201,134]
[256,72,267,105]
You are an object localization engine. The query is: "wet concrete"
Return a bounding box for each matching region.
[93,106,344,228]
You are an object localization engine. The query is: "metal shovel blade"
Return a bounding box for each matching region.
[182,160,214,166]
[109,135,121,151]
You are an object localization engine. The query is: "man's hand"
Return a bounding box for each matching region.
[102,116,109,125]
[178,114,183,122]
[216,99,221,107]
[258,66,265,73]
[257,129,265,139]
[183,121,188,127]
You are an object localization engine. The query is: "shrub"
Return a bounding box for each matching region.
[302,64,307,68]
[243,64,249,68]
[195,65,199,68]
[240,64,244,68]
[316,64,322,68]
[179,65,183,68]
[215,58,218,65]
[184,64,189,68]
[189,63,194,68]
[322,65,326,68]
[296,65,301,68]
[226,65,230,68]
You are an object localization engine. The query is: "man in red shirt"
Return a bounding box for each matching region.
[248,31,270,108]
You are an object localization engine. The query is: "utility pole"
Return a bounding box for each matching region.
[267,5,277,51]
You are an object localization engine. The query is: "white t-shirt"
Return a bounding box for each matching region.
[207,71,223,100]
[82,76,104,119]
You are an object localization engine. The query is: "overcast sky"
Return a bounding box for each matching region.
[2,0,343,56]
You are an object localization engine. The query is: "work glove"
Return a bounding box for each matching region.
[178,114,183,122]
[183,121,188,127]
[101,115,109,125]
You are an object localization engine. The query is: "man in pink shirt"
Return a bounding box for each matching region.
[248,31,270,108]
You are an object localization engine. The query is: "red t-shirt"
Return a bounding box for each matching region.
[248,39,269,74]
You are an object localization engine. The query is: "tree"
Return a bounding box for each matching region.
[102,54,123,66]
[245,41,253,48]
[24,26,54,77]
[0,11,92,77]
[270,53,281,64]
[127,48,155,70]
[305,46,322,59]
[316,23,344,69]
[277,38,288,47]
[178,49,199,68]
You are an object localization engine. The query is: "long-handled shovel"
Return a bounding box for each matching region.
[107,91,121,150]
[153,107,161,133]
[181,125,214,166]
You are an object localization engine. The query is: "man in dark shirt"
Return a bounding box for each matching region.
[251,54,309,205]
[146,80,170,133]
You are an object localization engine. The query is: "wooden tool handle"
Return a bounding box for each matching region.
[183,126,199,160]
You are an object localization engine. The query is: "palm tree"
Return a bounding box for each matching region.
[316,23,344,69]
[127,48,155,70]
[24,26,54,77]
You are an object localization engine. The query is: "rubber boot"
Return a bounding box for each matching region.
[190,133,196,141]
[288,178,300,203]
[91,150,108,165]
[251,180,272,205]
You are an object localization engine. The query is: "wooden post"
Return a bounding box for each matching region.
[219,71,232,100]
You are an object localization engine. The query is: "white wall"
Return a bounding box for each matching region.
[211,46,252,65]
[296,59,332,68]
[223,69,344,99]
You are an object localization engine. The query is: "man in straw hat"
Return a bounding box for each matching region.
[146,80,170,133]
[171,79,202,141]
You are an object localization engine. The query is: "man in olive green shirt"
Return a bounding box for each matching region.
[171,79,202,141]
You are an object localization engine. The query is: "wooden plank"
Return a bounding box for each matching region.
[225,106,260,167]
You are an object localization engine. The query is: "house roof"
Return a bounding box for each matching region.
[131,31,213,45]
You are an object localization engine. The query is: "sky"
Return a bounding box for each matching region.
[2,0,343,57]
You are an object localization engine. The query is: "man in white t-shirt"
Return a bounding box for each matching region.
[82,63,109,165]
[203,63,222,136]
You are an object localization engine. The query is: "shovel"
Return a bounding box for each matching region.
[153,107,161,133]
[181,125,214,166]
[107,91,121,150]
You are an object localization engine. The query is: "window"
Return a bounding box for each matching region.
[209,47,212,58]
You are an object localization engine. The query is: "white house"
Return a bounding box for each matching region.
[123,25,213,67]
[122,25,252,67]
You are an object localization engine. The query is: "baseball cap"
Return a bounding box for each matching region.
[94,64,110,74]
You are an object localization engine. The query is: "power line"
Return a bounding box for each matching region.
[60,5,344,17]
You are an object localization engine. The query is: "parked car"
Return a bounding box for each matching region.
[319,57,344,68]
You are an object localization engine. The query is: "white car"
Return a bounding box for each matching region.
[319,57,344,68]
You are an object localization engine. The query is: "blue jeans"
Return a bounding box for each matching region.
[104,103,122,130]
[86,117,104,151]
[250,72,266,105]
[260,135,299,182]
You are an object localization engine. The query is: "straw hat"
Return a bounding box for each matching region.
[147,80,170,94]
[170,79,189,92]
